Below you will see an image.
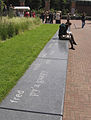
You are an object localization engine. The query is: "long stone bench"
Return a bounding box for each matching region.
[0,31,68,120]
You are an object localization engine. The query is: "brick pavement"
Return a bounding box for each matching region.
[62,20,91,120]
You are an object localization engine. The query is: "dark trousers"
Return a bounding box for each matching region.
[82,21,85,28]
[69,33,76,48]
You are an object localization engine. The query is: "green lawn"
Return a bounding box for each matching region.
[0,24,59,102]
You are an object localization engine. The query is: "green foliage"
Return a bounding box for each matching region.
[0,0,5,16]
[0,24,59,102]
[62,9,69,15]
[7,23,15,38]
[33,17,41,25]
[0,23,7,40]
[26,0,42,9]
[8,9,14,18]
[6,0,71,12]
[50,0,63,10]
[0,17,41,41]
[0,0,5,11]
[14,24,19,35]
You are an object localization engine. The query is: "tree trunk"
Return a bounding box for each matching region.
[45,0,50,11]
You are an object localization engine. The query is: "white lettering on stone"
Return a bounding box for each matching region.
[36,71,48,84]
[17,90,24,94]
[16,94,22,98]
[14,97,20,101]
[10,99,18,103]
[34,84,41,88]
[42,53,47,57]
[10,90,24,103]
[30,88,40,96]
[29,71,48,97]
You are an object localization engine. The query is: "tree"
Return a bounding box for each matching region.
[41,0,45,8]
[6,0,19,6]
[25,0,42,10]
[0,0,5,16]
[4,0,70,12]
[50,0,63,10]
[50,0,70,12]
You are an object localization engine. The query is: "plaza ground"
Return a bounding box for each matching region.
[62,20,91,120]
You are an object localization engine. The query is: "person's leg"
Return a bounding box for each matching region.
[69,38,75,50]
[68,33,75,50]
[42,18,43,23]
[70,33,77,45]
[83,21,85,28]
[82,21,84,28]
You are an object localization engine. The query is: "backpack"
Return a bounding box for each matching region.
[59,23,67,35]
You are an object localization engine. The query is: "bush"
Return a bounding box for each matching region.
[62,9,69,15]
[7,23,15,38]
[0,17,41,41]
[33,17,41,25]
[0,23,7,40]
[14,24,19,35]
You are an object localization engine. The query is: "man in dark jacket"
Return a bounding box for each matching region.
[59,19,77,50]
[81,12,86,28]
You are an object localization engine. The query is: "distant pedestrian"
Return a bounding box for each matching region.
[81,12,86,28]
[56,11,61,24]
[49,12,53,24]
[32,11,35,18]
[3,5,7,16]
[41,12,45,23]
[45,11,49,23]
[24,11,30,17]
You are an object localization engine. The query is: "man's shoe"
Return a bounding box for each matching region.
[73,42,77,45]
[69,47,75,50]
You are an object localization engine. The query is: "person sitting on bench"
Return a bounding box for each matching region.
[65,19,77,50]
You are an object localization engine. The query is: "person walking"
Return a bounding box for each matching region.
[81,12,86,28]
[24,10,30,17]
[49,12,53,24]
[41,12,45,23]
[45,11,49,23]
[32,11,36,18]
[55,11,61,24]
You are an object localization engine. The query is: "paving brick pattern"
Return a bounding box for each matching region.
[62,20,91,120]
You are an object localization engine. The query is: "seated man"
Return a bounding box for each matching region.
[59,20,77,50]
[65,19,77,50]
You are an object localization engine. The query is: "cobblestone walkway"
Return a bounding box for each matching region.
[63,20,91,120]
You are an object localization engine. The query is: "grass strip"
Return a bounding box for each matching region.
[0,24,59,102]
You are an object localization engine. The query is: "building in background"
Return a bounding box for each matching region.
[71,0,91,16]
[76,0,91,15]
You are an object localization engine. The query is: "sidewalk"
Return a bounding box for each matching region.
[63,20,91,120]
